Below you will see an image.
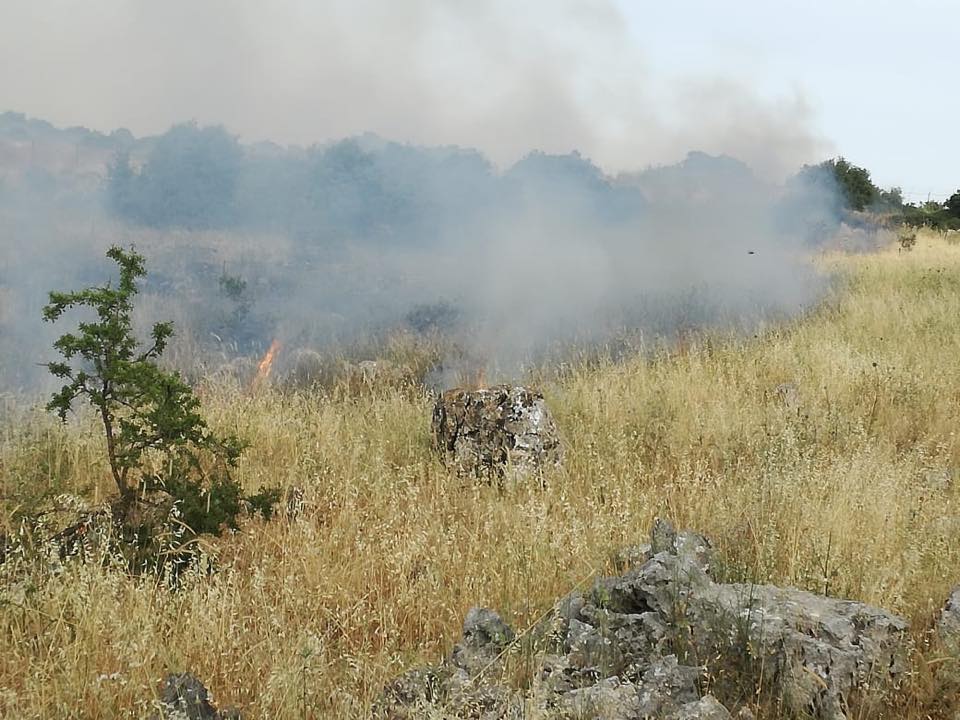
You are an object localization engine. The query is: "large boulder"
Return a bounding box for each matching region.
[431,385,562,477]
[694,582,908,719]
[573,520,908,720]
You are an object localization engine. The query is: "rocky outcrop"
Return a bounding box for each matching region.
[375,520,909,720]
[154,673,240,720]
[373,607,522,719]
[431,385,562,477]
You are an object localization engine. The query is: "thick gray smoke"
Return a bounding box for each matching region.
[0,0,843,395]
[0,0,829,179]
[0,114,835,395]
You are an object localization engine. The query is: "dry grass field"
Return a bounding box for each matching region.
[1,231,959,718]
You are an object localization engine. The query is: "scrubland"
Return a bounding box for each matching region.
[1,231,959,718]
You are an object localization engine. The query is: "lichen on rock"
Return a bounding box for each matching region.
[431,385,562,477]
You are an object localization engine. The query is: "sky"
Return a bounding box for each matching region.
[0,0,956,198]
[618,0,959,201]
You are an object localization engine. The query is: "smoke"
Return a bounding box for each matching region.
[0,119,838,395]
[0,0,829,179]
[0,1,845,395]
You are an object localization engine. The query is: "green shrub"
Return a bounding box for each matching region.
[42,246,278,564]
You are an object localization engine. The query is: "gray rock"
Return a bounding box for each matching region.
[938,586,960,655]
[452,607,516,676]
[611,543,653,573]
[374,608,520,718]
[565,616,626,676]
[559,676,642,719]
[693,582,908,720]
[377,520,909,720]
[462,607,516,649]
[282,348,324,388]
[668,695,732,720]
[923,468,954,493]
[371,667,444,719]
[156,673,228,720]
[593,545,711,619]
[635,655,700,716]
[432,385,562,477]
[650,517,679,555]
[649,517,714,575]
[446,672,523,720]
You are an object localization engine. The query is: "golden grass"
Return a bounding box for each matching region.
[2,232,960,718]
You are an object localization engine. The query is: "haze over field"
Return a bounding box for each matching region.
[0,112,839,394]
[0,0,952,393]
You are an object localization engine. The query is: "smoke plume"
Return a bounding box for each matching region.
[0,1,843,395]
[0,0,829,178]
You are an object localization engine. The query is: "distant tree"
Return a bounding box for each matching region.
[946,190,960,219]
[875,186,904,213]
[106,151,137,220]
[900,199,960,231]
[113,123,243,229]
[828,157,879,211]
[301,139,395,238]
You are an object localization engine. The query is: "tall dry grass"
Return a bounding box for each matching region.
[1,232,959,718]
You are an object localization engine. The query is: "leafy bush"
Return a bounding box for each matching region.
[42,246,278,560]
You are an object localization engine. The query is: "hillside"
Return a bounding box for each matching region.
[1,231,958,717]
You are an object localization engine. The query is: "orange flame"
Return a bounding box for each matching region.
[253,338,282,387]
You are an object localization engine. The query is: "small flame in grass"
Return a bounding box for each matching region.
[253,338,282,388]
[458,366,486,390]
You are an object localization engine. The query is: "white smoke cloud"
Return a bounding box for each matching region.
[0,0,830,179]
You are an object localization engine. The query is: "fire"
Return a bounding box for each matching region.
[253,338,281,387]
[459,365,486,390]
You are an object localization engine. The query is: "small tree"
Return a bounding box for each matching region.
[43,246,246,519]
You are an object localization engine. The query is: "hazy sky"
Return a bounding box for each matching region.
[0,0,956,197]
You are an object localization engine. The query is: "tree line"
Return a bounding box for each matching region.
[105,122,960,238]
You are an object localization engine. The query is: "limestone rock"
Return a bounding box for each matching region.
[155,673,235,720]
[611,543,653,573]
[558,676,642,719]
[452,607,516,676]
[668,696,732,720]
[635,655,700,716]
[377,521,909,720]
[649,517,714,575]
[373,609,521,720]
[938,586,960,655]
[694,583,907,720]
[431,385,562,477]
[372,667,444,720]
